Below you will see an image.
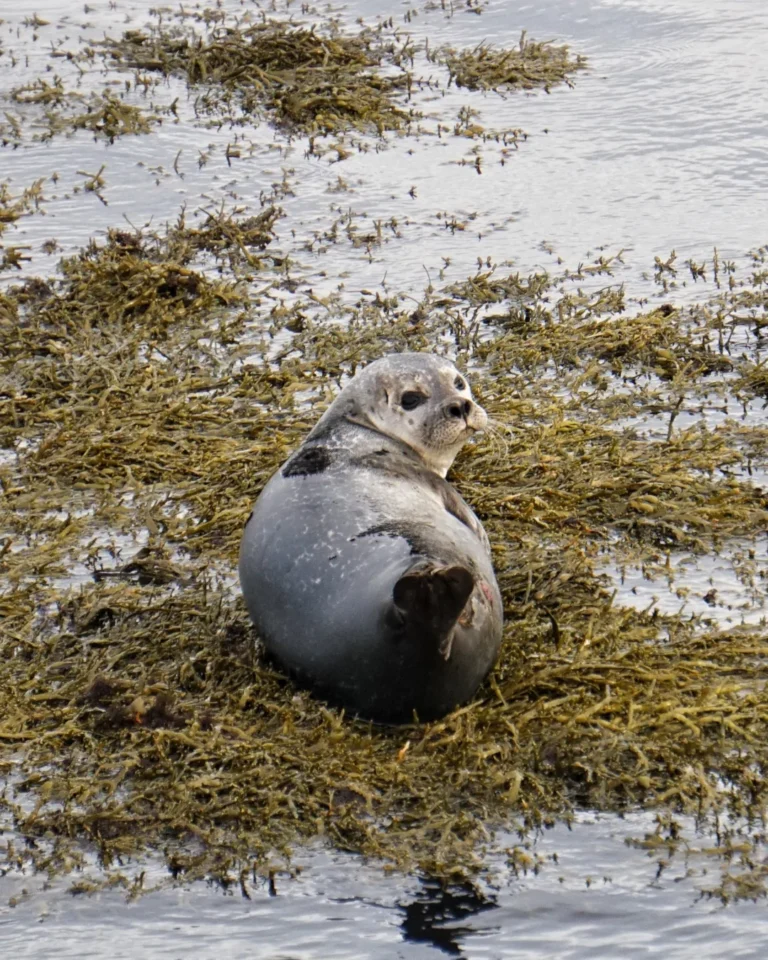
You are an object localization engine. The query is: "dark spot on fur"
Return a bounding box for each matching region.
[282,445,332,478]
[243,509,253,529]
[357,521,440,558]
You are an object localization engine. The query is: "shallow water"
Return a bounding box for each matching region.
[2,0,768,955]
[3,0,768,295]
[2,812,768,959]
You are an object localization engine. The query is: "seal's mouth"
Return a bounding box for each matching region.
[466,407,488,434]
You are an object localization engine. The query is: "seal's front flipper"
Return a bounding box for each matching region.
[391,564,474,657]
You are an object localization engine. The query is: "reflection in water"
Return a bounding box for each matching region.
[399,878,498,956]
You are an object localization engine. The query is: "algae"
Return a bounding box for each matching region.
[0,179,46,238]
[1,7,586,161]
[100,19,415,136]
[0,0,766,904]
[4,79,163,144]
[1,206,768,892]
[436,31,586,94]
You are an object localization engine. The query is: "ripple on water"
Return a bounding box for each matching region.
[2,812,768,959]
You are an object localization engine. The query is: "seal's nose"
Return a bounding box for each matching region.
[446,399,473,420]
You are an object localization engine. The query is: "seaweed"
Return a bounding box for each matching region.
[6,81,162,144]
[2,209,768,894]
[100,20,415,136]
[0,178,46,238]
[435,31,586,94]
[0,2,766,901]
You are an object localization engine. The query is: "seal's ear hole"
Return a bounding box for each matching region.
[383,389,390,404]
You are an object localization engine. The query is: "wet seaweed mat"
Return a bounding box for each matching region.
[94,13,584,137]
[100,18,416,136]
[1,209,768,894]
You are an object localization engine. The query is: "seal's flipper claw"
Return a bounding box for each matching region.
[392,564,474,653]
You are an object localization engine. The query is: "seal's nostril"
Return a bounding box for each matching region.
[447,399,473,420]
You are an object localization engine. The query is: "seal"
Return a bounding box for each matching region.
[239,352,503,722]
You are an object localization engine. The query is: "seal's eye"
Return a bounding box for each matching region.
[401,391,426,411]
[454,376,466,390]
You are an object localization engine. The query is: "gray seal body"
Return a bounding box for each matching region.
[239,353,503,723]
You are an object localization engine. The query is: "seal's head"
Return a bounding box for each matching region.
[310,353,487,476]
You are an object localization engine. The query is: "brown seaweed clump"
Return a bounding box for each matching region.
[0,179,46,237]
[6,80,163,144]
[436,31,586,93]
[0,179,47,271]
[101,19,415,136]
[1,213,768,895]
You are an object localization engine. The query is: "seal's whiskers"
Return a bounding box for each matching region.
[482,417,511,463]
